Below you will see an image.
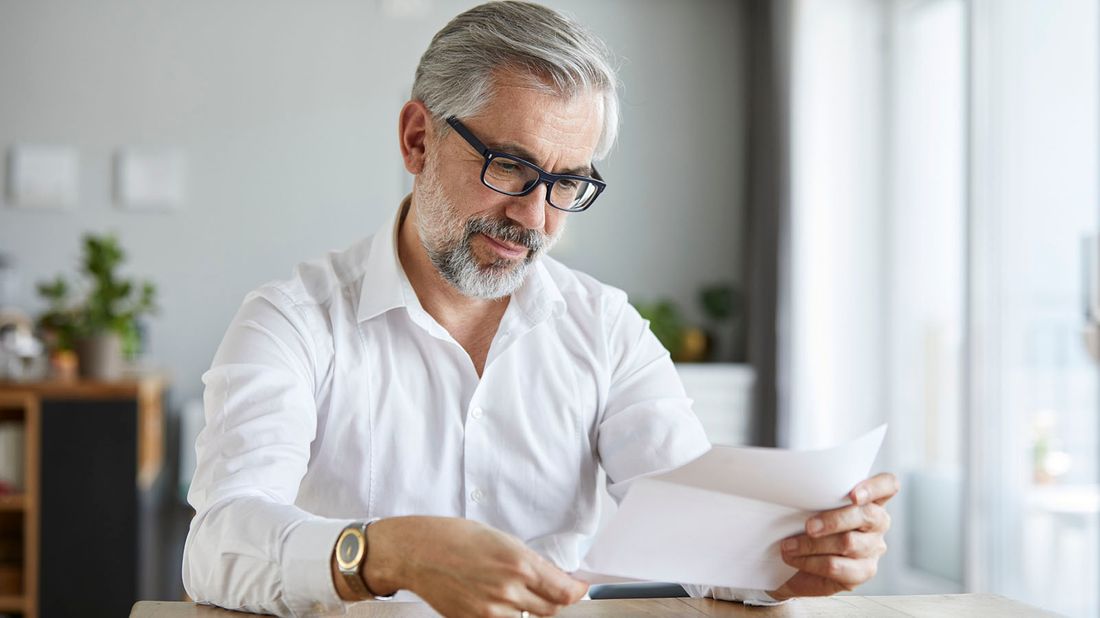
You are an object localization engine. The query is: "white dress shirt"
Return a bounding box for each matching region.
[183,200,782,616]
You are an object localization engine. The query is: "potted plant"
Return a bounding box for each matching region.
[636,299,686,358]
[698,283,744,362]
[36,233,157,380]
[635,299,714,362]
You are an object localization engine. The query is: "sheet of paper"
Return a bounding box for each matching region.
[575,424,887,591]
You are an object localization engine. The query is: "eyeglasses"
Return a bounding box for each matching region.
[446,116,607,213]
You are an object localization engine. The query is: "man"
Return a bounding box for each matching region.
[183,2,898,617]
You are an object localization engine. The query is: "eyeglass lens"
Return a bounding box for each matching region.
[483,157,597,211]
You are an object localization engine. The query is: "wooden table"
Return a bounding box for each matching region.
[131,594,1056,617]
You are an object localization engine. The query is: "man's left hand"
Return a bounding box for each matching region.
[767,472,899,601]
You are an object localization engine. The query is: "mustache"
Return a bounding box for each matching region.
[465,217,546,253]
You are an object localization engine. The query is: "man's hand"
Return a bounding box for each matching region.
[767,472,899,601]
[362,516,588,617]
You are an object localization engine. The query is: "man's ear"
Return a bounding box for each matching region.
[399,100,434,175]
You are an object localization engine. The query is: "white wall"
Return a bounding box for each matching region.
[0,0,746,409]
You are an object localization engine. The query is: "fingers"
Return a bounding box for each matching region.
[777,495,894,597]
[807,502,890,538]
[771,569,857,598]
[482,552,583,617]
[507,582,564,617]
[781,531,887,559]
[781,554,878,591]
[525,552,589,606]
[408,518,585,618]
[849,472,900,506]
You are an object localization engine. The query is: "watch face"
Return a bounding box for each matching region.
[337,528,364,570]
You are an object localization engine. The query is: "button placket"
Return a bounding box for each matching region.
[463,391,492,514]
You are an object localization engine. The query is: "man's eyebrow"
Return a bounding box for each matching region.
[488,141,594,177]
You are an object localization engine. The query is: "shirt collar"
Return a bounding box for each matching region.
[355,196,410,323]
[512,259,567,326]
[355,196,567,326]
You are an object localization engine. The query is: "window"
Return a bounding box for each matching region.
[789,2,1098,613]
[969,1,1099,615]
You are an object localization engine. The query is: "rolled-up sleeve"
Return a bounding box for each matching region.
[595,295,786,607]
[596,293,711,503]
[182,287,352,617]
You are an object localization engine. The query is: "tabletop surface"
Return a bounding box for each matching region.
[131,594,1057,617]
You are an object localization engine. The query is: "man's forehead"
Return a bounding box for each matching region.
[471,78,604,169]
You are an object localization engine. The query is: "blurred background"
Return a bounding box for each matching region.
[0,0,1096,616]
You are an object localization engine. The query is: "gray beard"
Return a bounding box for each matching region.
[427,217,539,300]
[413,161,562,300]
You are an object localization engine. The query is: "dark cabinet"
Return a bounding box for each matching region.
[0,376,166,618]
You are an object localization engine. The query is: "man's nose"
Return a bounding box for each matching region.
[505,182,548,232]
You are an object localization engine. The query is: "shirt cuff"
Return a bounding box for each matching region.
[280,516,355,616]
[682,583,791,606]
[740,589,789,606]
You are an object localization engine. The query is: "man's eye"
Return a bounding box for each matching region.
[493,161,521,174]
[557,179,579,190]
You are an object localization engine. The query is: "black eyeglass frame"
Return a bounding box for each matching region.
[445,116,607,213]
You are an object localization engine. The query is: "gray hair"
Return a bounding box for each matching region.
[412,1,620,160]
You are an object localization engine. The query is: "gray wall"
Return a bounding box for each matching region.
[0,0,746,409]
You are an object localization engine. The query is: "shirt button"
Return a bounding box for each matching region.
[470,488,485,503]
[471,406,484,420]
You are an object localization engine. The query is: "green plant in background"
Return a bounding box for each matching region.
[636,284,746,362]
[635,299,685,356]
[699,283,743,323]
[36,276,81,351]
[35,233,158,358]
[699,282,745,362]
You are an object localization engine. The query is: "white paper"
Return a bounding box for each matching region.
[575,424,887,591]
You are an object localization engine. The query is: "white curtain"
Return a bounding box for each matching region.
[786,0,890,451]
[785,1,1099,614]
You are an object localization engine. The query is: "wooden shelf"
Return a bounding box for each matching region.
[0,494,25,511]
[0,594,26,612]
[0,392,38,618]
[0,373,167,400]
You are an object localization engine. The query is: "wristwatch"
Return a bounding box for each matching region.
[335,520,378,599]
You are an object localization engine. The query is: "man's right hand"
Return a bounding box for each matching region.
[363,516,589,617]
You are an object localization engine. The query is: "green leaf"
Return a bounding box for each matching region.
[699,283,743,322]
[636,299,685,354]
[33,232,158,352]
